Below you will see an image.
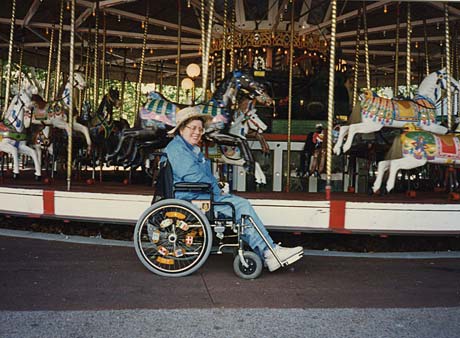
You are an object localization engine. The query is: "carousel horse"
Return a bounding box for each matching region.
[83,87,128,169]
[30,72,91,153]
[372,123,460,193]
[334,69,455,156]
[0,83,41,179]
[107,70,273,175]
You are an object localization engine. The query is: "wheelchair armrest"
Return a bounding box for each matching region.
[173,182,212,193]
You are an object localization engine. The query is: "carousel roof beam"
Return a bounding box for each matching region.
[25,27,49,43]
[99,0,137,7]
[429,3,460,18]
[301,0,392,34]
[114,52,201,65]
[1,42,199,51]
[347,60,393,73]
[0,18,201,45]
[76,0,201,35]
[78,27,201,44]
[75,8,92,28]
[272,0,290,33]
[330,16,460,40]
[22,0,42,27]
[339,35,460,47]
[75,0,137,28]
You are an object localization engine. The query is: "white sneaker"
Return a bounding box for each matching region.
[264,245,303,272]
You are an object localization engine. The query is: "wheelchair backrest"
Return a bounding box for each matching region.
[152,159,174,204]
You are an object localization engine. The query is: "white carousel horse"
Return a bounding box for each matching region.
[0,83,41,179]
[334,69,454,156]
[59,72,92,151]
[372,123,460,193]
[31,72,91,153]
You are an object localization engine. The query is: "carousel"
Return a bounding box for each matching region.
[0,0,460,236]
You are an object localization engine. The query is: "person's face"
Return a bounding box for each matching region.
[180,118,204,146]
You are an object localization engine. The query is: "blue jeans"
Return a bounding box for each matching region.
[213,194,275,258]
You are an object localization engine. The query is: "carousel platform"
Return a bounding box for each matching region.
[0,170,459,235]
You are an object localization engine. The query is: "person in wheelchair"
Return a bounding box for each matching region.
[164,106,303,272]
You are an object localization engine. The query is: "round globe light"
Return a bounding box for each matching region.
[181,77,194,90]
[186,63,200,78]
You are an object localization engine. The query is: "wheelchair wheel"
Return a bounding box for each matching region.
[233,251,263,280]
[134,199,212,277]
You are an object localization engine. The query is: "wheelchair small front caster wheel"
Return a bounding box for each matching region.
[233,251,262,280]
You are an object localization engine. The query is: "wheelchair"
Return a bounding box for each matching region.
[133,158,290,279]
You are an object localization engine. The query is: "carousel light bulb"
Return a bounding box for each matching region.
[186,63,200,78]
[263,47,266,52]
[133,63,137,68]
[187,0,191,8]
[66,1,70,11]
[110,47,113,53]
[118,15,121,22]
[141,21,145,29]
[150,48,154,54]
[384,5,388,14]
[45,27,49,35]
[415,41,419,48]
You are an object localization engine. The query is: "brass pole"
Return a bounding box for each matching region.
[445,3,452,131]
[45,25,55,101]
[201,0,205,87]
[84,35,91,102]
[0,59,3,109]
[352,9,361,108]
[286,0,295,192]
[101,12,107,96]
[326,0,338,200]
[120,48,127,118]
[423,18,430,77]
[17,45,24,90]
[93,1,99,109]
[394,2,400,96]
[176,0,181,102]
[67,0,76,191]
[406,2,411,96]
[203,0,215,98]
[230,8,235,72]
[3,0,16,112]
[135,7,149,124]
[54,0,64,100]
[363,1,370,89]
[221,0,228,80]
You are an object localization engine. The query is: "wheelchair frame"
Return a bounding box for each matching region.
[133,159,286,279]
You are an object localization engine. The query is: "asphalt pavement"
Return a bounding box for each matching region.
[1,233,460,337]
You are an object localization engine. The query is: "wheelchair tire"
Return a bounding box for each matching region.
[233,251,263,280]
[134,199,213,277]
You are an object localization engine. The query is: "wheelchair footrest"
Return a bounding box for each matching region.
[280,250,303,267]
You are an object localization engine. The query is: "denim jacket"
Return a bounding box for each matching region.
[164,135,221,200]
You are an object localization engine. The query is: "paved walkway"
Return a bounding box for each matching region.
[1,234,460,337]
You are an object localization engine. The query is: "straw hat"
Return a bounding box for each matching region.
[167,106,213,135]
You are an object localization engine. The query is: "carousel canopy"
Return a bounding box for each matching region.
[1,1,460,86]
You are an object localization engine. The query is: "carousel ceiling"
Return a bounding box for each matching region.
[1,0,460,86]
